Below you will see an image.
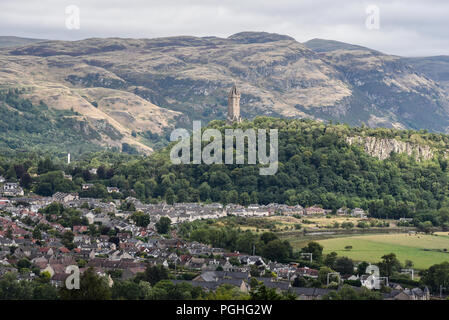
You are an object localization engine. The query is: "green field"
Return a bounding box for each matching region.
[315,233,449,270]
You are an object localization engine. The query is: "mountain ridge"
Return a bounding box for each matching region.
[1,31,449,153]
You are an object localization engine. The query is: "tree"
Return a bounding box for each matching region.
[239,192,250,206]
[292,276,307,287]
[35,182,53,197]
[378,253,402,277]
[5,165,17,180]
[17,258,31,270]
[60,267,111,300]
[37,158,55,175]
[165,188,175,205]
[324,252,338,268]
[177,189,188,202]
[20,172,32,189]
[260,232,278,244]
[302,241,324,262]
[61,230,75,250]
[120,201,136,212]
[111,280,142,300]
[206,284,249,300]
[134,181,146,200]
[97,166,106,179]
[156,217,171,234]
[249,282,283,300]
[32,281,59,300]
[250,191,258,204]
[130,211,150,228]
[341,222,354,229]
[82,183,108,199]
[14,164,26,179]
[149,280,201,300]
[357,261,370,276]
[144,178,157,198]
[227,190,238,204]
[318,266,334,284]
[334,257,354,275]
[32,228,42,240]
[139,265,169,286]
[421,261,449,293]
[262,239,292,262]
[404,260,414,269]
[198,182,211,201]
[417,221,434,234]
[0,273,33,299]
[5,226,13,239]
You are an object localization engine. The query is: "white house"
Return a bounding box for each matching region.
[1,183,24,196]
[351,208,367,218]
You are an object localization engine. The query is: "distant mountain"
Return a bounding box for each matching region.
[1,32,449,153]
[305,39,449,97]
[402,55,449,93]
[303,38,380,53]
[0,36,45,48]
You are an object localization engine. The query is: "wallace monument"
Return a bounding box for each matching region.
[227,85,242,124]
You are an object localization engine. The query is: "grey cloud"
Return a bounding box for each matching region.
[0,0,448,56]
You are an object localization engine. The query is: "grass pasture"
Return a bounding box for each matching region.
[316,233,449,270]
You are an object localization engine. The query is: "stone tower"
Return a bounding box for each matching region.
[227,85,242,123]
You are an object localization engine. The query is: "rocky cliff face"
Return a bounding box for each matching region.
[346,136,434,161]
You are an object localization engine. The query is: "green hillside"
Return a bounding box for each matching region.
[4,117,449,229]
[0,88,105,155]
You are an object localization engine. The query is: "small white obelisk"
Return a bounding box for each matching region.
[67,153,71,164]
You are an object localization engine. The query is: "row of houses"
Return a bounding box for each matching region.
[170,269,430,300]
[0,195,429,300]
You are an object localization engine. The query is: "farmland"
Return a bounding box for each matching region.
[220,215,399,233]
[314,233,449,270]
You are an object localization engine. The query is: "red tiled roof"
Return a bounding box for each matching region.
[59,247,70,253]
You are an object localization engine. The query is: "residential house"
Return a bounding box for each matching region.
[107,187,120,194]
[296,267,319,279]
[193,271,249,282]
[82,184,94,191]
[254,277,290,293]
[336,207,349,216]
[171,279,250,293]
[351,208,367,218]
[384,287,430,300]
[293,287,332,300]
[1,183,24,197]
[73,225,88,234]
[52,192,79,203]
[305,206,326,215]
[186,257,207,270]
[51,273,69,287]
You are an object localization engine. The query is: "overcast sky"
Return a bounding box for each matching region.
[0,0,448,56]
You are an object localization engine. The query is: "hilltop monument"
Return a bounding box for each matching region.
[227,85,242,124]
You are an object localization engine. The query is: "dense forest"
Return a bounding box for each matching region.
[0,89,106,155]
[3,109,449,225]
